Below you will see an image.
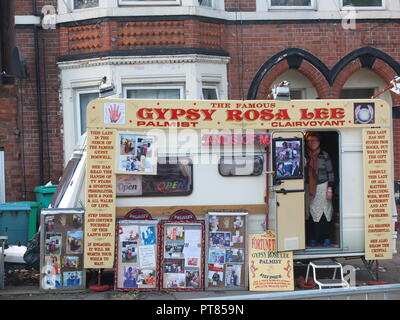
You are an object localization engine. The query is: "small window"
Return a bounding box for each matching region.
[340,88,375,99]
[199,0,213,7]
[125,86,183,99]
[341,0,384,9]
[219,155,264,177]
[290,89,305,100]
[77,90,99,136]
[116,157,193,197]
[119,0,181,6]
[72,0,99,10]
[269,0,315,9]
[202,86,219,100]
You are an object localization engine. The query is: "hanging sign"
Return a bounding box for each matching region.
[159,210,205,291]
[248,231,294,291]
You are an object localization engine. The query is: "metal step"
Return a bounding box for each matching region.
[306,260,350,289]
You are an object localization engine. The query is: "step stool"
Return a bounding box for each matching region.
[305,261,350,289]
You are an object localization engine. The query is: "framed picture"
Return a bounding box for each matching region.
[272,138,303,180]
[116,132,157,175]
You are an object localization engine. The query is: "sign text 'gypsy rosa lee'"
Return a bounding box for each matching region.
[135,106,345,121]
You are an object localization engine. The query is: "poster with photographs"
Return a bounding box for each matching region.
[115,218,159,291]
[272,138,303,180]
[116,132,157,175]
[160,210,205,291]
[206,211,248,290]
[40,209,86,291]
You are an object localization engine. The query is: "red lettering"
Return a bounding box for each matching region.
[314,108,330,119]
[260,109,274,121]
[226,110,243,121]
[137,108,153,119]
[244,110,259,121]
[170,109,186,120]
[331,108,345,119]
[274,109,290,120]
[186,109,201,121]
[154,108,169,120]
[201,109,217,120]
[300,109,314,120]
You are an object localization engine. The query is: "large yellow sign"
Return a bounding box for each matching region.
[363,128,393,260]
[84,129,116,268]
[88,99,390,130]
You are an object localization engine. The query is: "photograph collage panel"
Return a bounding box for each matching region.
[163,224,202,290]
[41,211,85,291]
[117,134,157,174]
[207,214,246,289]
[117,221,158,290]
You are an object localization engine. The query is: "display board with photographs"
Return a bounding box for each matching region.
[114,210,159,291]
[159,210,205,291]
[116,132,157,175]
[40,209,85,291]
[205,211,248,290]
[272,138,303,180]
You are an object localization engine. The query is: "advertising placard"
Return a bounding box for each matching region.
[248,231,294,291]
[363,128,393,260]
[40,208,86,291]
[84,129,116,268]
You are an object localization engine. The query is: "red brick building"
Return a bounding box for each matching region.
[1,0,400,211]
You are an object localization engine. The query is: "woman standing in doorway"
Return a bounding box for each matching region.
[305,132,335,247]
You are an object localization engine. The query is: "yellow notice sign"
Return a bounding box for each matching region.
[249,231,294,291]
[363,129,393,260]
[84,129,116,268]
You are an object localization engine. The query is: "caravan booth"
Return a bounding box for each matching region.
[70,98,396,270]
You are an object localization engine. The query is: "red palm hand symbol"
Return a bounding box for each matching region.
[108,104,121,123]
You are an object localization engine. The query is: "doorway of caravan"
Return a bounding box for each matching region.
[304,131,340,249]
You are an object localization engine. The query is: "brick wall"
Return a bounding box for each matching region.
[0,85,24,202]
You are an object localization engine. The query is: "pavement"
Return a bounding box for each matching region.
[0,237,399,301]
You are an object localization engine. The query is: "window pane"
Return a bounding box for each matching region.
[199,0,213,6]
[202,88,218,100]
[342,0,382,6]
[79,92,99,134]
[127,88,181,99]
[219,156,264,176]
[73,0,99,9]
[340,88,375,99]
[289,89,304,100]
[271,0,311,6]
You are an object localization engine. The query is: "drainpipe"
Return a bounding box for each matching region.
[33,0,45,185]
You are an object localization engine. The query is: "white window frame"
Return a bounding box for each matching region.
[119,0,181,6]
[201,85,219,100]
[340,0,385,10]
[124,85,185,99]
[0,149,5,204]
[268,0,316,10]
[75,89,99,138]
[71,0,99,10]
